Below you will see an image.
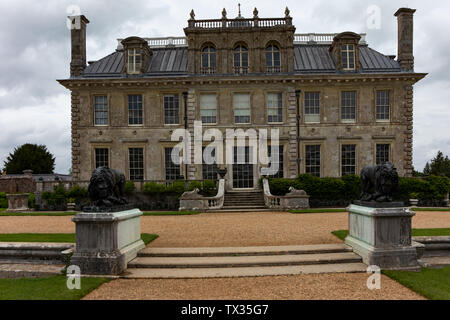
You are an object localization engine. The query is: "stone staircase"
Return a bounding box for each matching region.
[122,244,367,278]
[0,243,73,278]
[220,190,267,212]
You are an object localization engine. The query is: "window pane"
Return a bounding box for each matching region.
[95,148,108,168]
[164,94,179,124]
[267,145,284,178]
[94,96,108,125]
[202,146,218,180]
[304,92,320,123]
[234,93,250,124]
[341,91,356,121]
[376,90,390,121]
[165,147,181,180]
[128,95,143,125]
[376,144,390,165]
[268,93,282,123]
[201,94,217,123]
[305,145,320,177]
[342,144,356,176]
[129,148,144,180]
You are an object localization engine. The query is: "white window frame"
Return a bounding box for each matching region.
[304,92,320,123]
[341,44,355,70]
[267,92,283,123]
[233,93,251,124]
[127,48,142,74]
[200,93,217,124]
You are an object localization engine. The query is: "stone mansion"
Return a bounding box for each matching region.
[59,7,426,190]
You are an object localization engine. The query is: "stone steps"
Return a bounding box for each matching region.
[124,244,365,278]
[138,243,352,257]
[222,191,266,210]
[0,243,74,265]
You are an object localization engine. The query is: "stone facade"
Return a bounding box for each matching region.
[59,8,426,189]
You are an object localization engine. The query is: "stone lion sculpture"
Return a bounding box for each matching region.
[360,162,399,202]
[88,167,127,207]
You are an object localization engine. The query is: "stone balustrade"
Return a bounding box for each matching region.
[263,178,310,210]
[179,179,225,212]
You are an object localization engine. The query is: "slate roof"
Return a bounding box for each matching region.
[82,44,402,78]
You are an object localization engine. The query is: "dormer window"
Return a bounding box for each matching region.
[127,49,142,74]
[234,44,248,74]
[330,32,361,71]
[341,44,355,70]
[201,45,216,74]
[266,44,280,73]
[121,36,151,75]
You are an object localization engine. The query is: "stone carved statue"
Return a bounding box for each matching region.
[190,9,195,20]
[360,162,399,202]
[87,167,127,208]
[286,187,307,197]
[180,188,203,200]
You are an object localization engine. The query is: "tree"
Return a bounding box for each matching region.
[424,151,450,177]
[3,144,55,174]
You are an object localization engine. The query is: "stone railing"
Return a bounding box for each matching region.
[116,33,367,50]
[293,33,367,45]
[188,17,290,29]
[263,178,310,210]
[179,179,225,212]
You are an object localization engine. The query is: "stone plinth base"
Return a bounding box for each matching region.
[345,204,420,271]
[71,208,145,275]
[6,193,30,212]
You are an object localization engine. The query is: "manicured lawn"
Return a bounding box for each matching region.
[289,208,347,214]
[411,208,450,212]
[383,267,450,300]
[142,211,199,215]
[0,276,110,300]
[0,233,158,245]
[0,208,6,212]
[0,210,200,216]
[332,228,450,241]
[0,211,77,216]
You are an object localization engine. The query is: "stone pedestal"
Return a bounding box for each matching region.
[345,204,420,271]
[71,208,145,275]
[6,193,30,212]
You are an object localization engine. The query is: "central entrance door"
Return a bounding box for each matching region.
[232,146,254,189]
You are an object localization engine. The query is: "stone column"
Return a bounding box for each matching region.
[395,8,416,71]
[403,85,414,177]
[71,91,81,181]
[287,87,298,178]
[186,88,197,180]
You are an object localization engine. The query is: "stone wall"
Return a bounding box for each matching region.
[0,176,35,193]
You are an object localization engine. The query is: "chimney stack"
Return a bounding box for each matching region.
[394,8,416,71]
[69,15,89,77]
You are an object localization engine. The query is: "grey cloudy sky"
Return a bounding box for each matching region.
[0,0,448,174]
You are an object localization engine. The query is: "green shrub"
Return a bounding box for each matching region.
[0,192,7,208]
[187,181,202,191]
[166,181,186,195]
[41,185,67,207]
[267,174,450,207]
[66,185,88,203]
[124,181,136,195]
[28,193,35,209]
[202,180,216,196]
[142,182,166,194]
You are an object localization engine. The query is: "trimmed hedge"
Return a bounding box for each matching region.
[267,174,450,208]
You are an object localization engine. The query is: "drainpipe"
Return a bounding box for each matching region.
[182,91,188,184]
[295,90,301,176]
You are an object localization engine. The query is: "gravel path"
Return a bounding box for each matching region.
[0,211,448,247]
[1,210,446,300]
[83,273,424,300]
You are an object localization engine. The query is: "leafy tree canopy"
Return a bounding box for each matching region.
[423,151,450,178]
[3,144,55,174]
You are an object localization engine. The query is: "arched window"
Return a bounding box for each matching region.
[234,44,248,74]
[201,45,216,74]
[265,44,280,73]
